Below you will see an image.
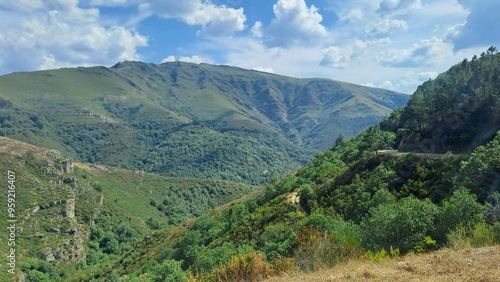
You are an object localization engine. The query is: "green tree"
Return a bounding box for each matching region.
[259,222,296,261]
[150,259,185,282]
[361,197,439,253]
[437,188,486,242]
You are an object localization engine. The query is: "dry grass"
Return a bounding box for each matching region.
[0,136,51,156]
[265,246,500,282]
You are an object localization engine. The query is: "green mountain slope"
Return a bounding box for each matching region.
[0,61,408,184]
[382,49,500,153]
[74,51,500,282]
[0,137,253,282]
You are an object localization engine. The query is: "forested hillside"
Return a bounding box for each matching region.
[0,62,407,184]
[0,137,253,282]
[4,52,500,282]
[66,50,500,282]
[383,46,500,153]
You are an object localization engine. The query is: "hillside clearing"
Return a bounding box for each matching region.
[266,246,500,282]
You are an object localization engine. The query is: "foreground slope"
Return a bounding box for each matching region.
[0,61,408,184]
[266,246,500,282]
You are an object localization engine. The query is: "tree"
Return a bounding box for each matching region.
[150,259,185,282]
[437,188,486,242]
[361,197,439,253]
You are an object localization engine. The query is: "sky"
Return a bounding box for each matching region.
[0,0,499,94]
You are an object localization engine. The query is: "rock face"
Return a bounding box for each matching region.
[60,159,74,173]
[8,146,95,265]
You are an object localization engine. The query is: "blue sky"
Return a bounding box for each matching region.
[0,0,499,93]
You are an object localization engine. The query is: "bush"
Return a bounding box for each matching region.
[198,251,273,282]
[293,226,362,271]
[447,222,498,249]
[361,197,439,253]
[150,259,185,282]
[437,188,486,242]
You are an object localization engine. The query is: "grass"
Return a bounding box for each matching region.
[265,246,500,282]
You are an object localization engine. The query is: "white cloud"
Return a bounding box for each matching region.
[264,0,328,47]
[340,8,363,22]
[90,0,130,7]
[250,21,263,38]
[365,18,408,35]
[138,0,246,36]
[377,37,449,67]
[0,1,147,74]
[252,66,274,73]
[161,55,205,64]
[321,39,390,69]
[377,0,422,15]
[321,46,353,69]
[449,0,500,50]
[161,56,176,63]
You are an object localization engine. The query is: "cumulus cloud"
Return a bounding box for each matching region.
[321,39,390,69]
[377,37,449,67]
[0,0,44,11]
[161,55,205,64]
[250,21,263,38]
[377,0,422,15]
[0,1,147,74]
[138,0,246,36]
[264,0,328,47]
[89,0,130,7]
[365,18,408,35]
[449,0,500,50]
[340,8,363,22]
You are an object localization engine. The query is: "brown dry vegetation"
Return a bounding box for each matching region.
[265,246,500,282]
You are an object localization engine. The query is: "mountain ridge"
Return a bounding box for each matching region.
[0,61,408,184]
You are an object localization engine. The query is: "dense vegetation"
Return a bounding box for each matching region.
[70,50,499,282]
[0,62,407,185]
[0,138,253,282]
[386,46,500,153]
[3,50,500,282]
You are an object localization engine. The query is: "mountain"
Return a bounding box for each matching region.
[0,136,254,282]
[381,48,500,153]
[71,51,498,281]
[0,61,408,184]
[2,51,500,282]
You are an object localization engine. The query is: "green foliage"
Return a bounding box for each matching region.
[293,226,363,271]
[437,188,486,242]
[19,258,62,282]
[0,61,407,186]
[396,51,500,153]
[258,223,296,262]
[150,259,186,282]
[361,197,440,253]
[447,222,499,249]
[413,236,437,253]
[195,251,273,282]
[454,132,500,202]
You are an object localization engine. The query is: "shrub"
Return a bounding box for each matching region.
[361,197,439,253]
[437,188,486,242]
[198,251,273,282]
[447,222,497,249]
[293,226,362,271]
